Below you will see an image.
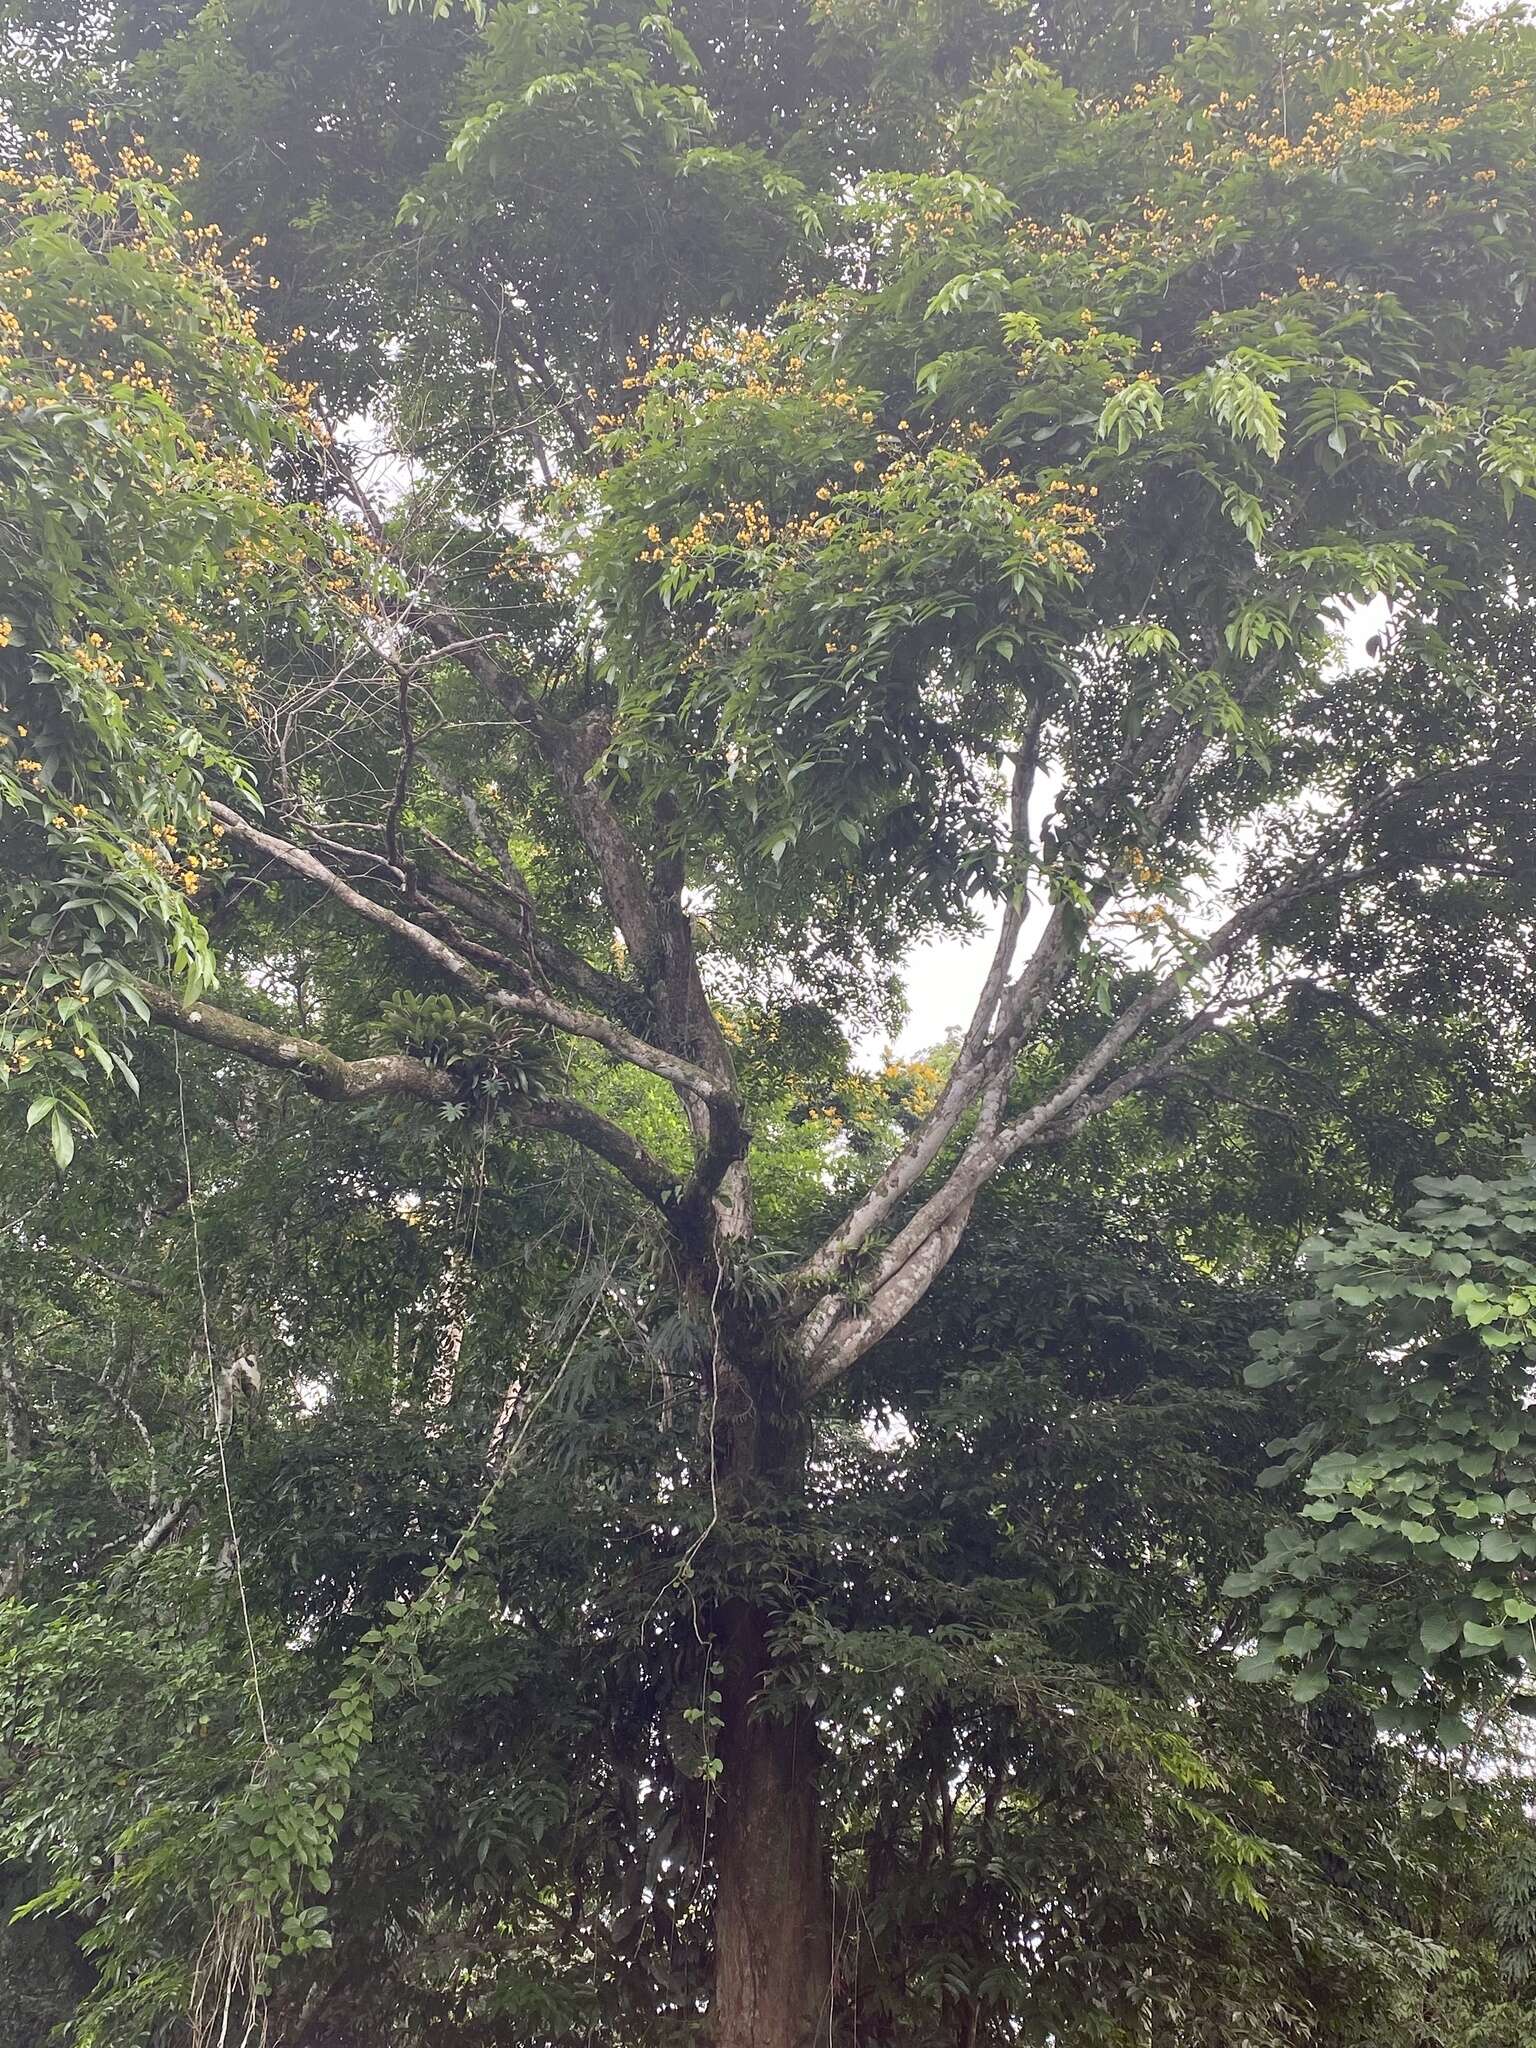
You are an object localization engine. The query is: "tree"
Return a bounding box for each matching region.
[4,0,1536,2039]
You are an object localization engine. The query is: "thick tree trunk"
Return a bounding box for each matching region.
[711,1595,831,2048]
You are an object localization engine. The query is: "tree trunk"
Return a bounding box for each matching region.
[711,1594,831,2048]
[0,1330,29,1599]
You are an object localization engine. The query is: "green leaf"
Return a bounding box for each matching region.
[1461,1620,1506,1648]
[49,1110,74,1170]
[1419,1613,1459,1655]
[1436,1715,1476,1749]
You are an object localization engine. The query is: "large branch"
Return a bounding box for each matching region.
[793,708,1221,1289]
[131,981,680,1206]
[209,805,728,1104]
[803,1002,1220,1386]
[407,612,753,1235]
[132,980,460,1105]
[798,815,1403,1383]
[793,638,1305,1294]
[516,1096,682,1206]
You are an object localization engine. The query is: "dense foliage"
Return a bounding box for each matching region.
[1236,1145,1536,1735]
[6,1077,1536,2046]
[2,0,1536,2043]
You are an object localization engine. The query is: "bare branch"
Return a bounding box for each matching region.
[408,614,666,974]
[70,1256,166,1302]
[383,666,417,882]
[129,1355,259,1562]
[414,835,641,1016]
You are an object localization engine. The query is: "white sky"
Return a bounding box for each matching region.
[887,594,1391,1055]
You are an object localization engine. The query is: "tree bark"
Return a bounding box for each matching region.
[711,1594,831,2048]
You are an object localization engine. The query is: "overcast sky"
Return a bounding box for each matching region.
[885,594,1391,1056]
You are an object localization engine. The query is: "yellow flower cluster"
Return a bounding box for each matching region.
[896,199,977,247]
[1093,77,1185,117]
[123,821,228,896]
[62,633,126,689]
[1254,82,1462,171]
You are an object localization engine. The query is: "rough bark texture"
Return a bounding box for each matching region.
[712,1595,831,2048]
